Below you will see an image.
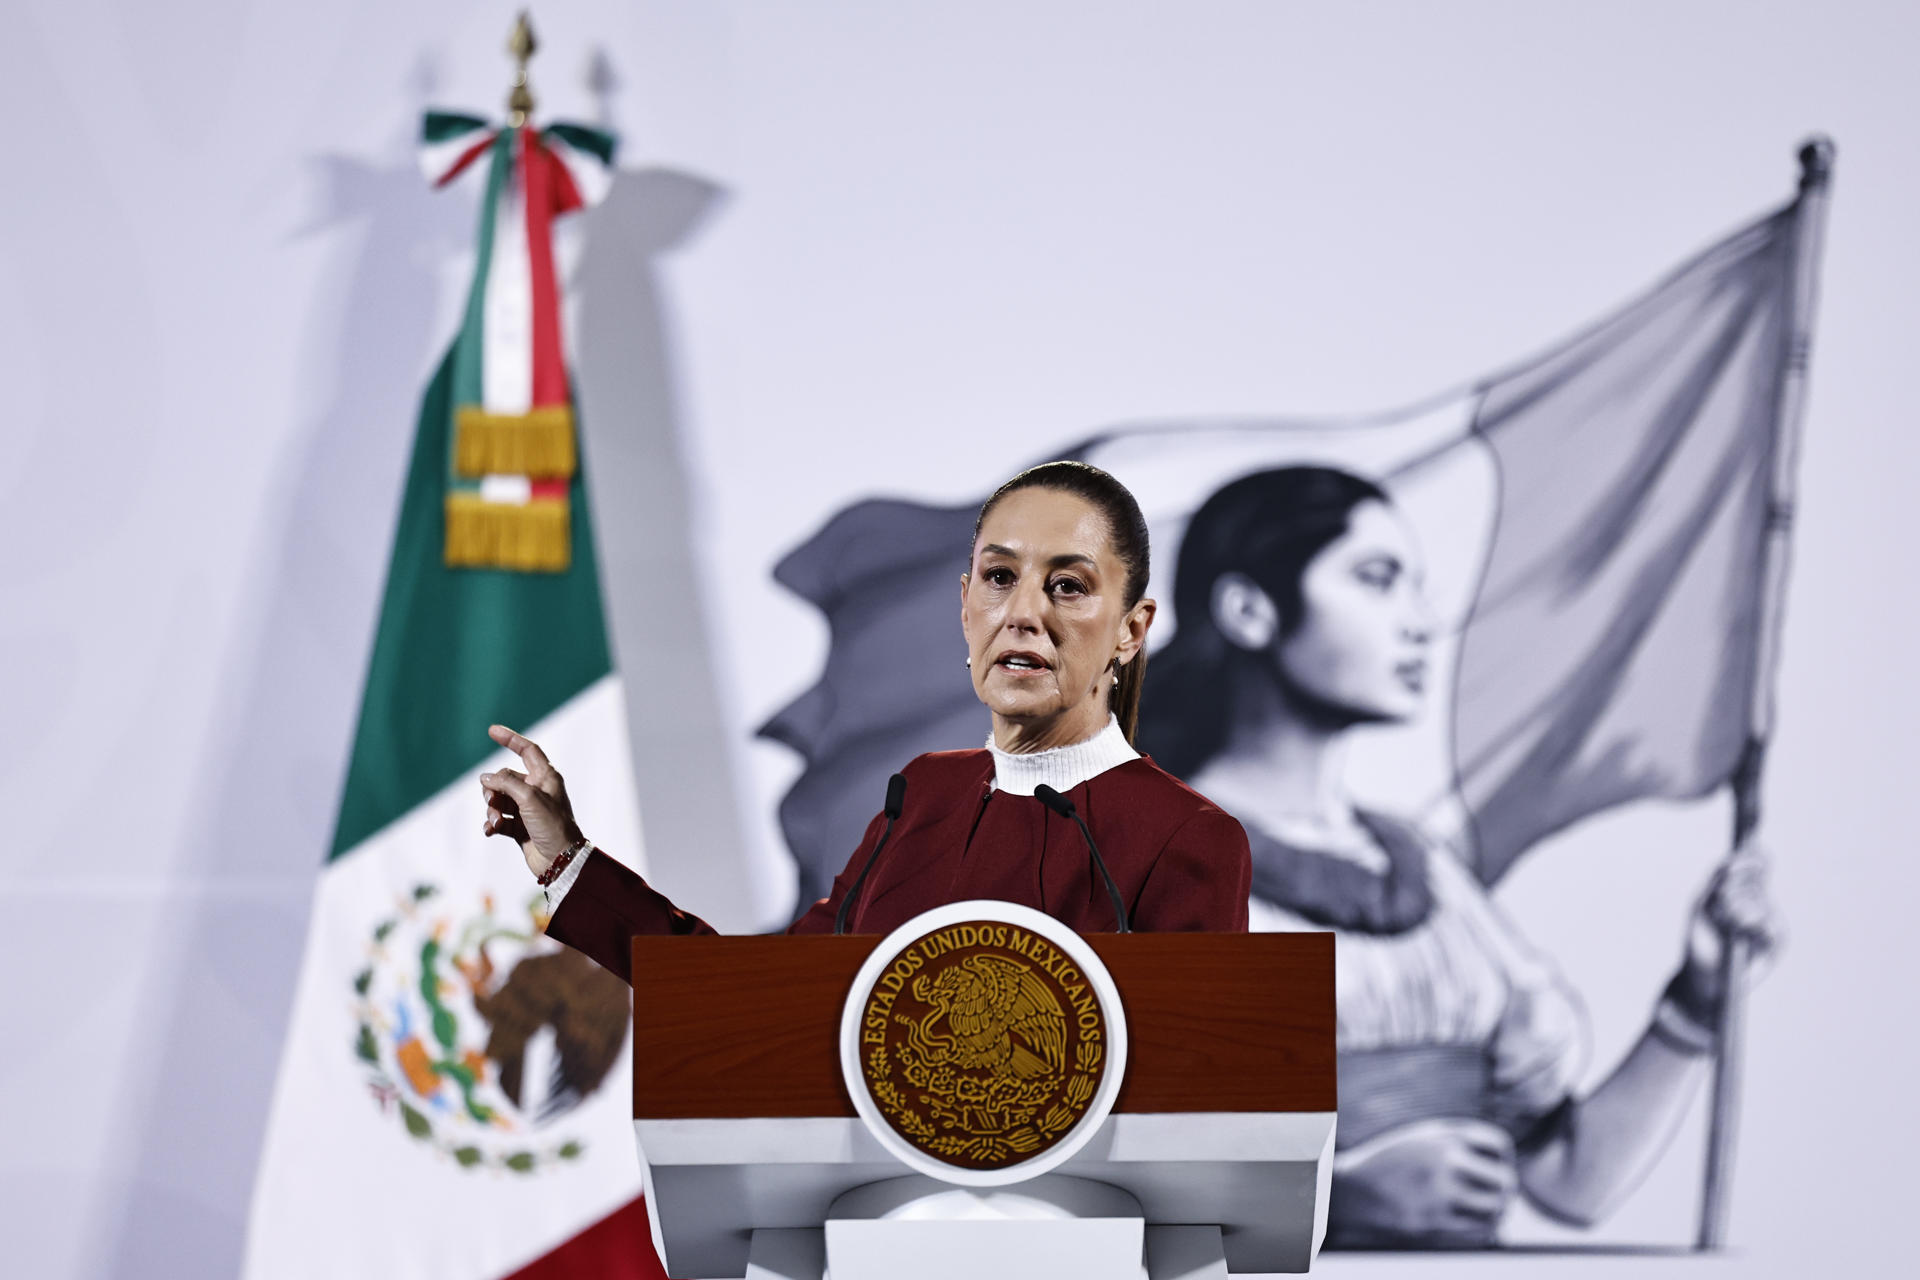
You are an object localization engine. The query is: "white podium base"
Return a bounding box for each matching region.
[740,1176,1228,1280]
[742,1224,1225,1280]
[638,1111,1334,1276]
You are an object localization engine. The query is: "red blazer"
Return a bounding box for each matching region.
[548,751,1252,983]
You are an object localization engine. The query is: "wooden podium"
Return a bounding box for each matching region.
[630,931,1335,1279]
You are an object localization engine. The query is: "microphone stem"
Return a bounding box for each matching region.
[1069,810,1132,934]
[833,814,897,935]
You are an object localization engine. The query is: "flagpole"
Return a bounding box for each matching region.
[1696,134,1834,1252]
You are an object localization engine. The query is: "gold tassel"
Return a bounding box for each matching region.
[454,405,577,479]
[444,494,571,572]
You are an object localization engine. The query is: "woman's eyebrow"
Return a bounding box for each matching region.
[980,544,1098,571]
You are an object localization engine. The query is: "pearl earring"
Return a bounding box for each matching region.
[965,657,972,669]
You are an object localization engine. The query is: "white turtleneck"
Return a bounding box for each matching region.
[987,713,1140,796]
[546,716,1141,911]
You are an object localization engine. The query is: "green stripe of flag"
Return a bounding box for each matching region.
[329,351,612,859]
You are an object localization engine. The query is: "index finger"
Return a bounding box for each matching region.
[488,724,553,777]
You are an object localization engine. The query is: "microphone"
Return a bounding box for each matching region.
[1033,784,1132,934]
[833,773,908,935]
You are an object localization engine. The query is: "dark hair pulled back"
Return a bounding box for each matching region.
[972,461,1153,742]
[1137,465,1388,778]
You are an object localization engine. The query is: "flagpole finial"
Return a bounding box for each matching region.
[506,11,538,127]
[1797,135,1835,192]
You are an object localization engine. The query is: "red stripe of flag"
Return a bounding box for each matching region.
[504,1194,666,1280]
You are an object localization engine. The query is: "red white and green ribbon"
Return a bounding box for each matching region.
[419,111,616,572]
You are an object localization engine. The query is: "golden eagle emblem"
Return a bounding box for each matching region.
[858,920,1108,1171]
[908,954,1067,1082]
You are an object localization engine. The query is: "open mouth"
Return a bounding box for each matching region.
[1394,659,1427,693]
[994,651,1051,674]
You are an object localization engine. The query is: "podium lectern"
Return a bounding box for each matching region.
[630,928,1335,1279]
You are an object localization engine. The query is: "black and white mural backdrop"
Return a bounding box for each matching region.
[744,150,1820,1251]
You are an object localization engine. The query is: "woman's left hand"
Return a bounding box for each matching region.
[1677,842,1783,1008]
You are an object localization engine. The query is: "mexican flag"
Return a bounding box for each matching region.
[245,113,664,1278]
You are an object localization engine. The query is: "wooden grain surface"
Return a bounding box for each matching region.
[1089,932,1335,1113]
[630,932,1333,1119]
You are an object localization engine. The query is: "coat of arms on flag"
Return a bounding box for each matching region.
[350,883,629,1170]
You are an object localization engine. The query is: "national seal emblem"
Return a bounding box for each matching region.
[840,901,1128,1185]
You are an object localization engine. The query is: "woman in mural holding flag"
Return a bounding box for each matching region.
[1137,466,1778,1248]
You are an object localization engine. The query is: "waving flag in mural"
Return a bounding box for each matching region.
[762,148,1828,901]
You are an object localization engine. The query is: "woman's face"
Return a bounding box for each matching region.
[962,487,1153,748]
[1212,498,1434,725]
[1279,499,1435,723]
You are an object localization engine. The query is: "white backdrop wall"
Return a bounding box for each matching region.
[4,1,1915,1276]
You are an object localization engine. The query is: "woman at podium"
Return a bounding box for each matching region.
[1137,465,1780,1248]
[480,461,1253,983]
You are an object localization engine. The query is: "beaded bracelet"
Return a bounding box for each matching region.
[537,837,593,887]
